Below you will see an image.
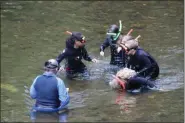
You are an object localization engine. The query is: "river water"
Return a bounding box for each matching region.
[1,1,184,122]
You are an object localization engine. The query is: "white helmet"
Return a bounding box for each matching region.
[44,59,59,69]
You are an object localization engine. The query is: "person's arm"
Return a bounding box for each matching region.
[56,77,70,105]
[100,36,110,52]
[82,47,92,62]
[30,76,40,99]
[129,76,155,88]
[126,57,135,69]
[137,55,152,77]
[56,49,67,64]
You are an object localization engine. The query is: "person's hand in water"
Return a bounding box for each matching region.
[58,66,65,72]
[92,58,98,63]
[100,51,104,56]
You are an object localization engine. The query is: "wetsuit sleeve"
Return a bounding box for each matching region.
[56,78,70,104]
[129,76,155,88]
[30,76,40,99]
[56,49,67,64]
[82,48,92,61]
[100,36,110,52]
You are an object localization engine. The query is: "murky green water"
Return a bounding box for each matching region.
[1,1,184,122]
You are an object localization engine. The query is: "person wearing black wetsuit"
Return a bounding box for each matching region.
[121,39,159,80]
[56,32,97,79]
[100,24,131,68]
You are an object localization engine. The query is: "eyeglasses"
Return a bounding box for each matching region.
[125,47,132,52]
[119,43,132,53]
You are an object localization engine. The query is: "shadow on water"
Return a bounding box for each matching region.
[1,1,184,122]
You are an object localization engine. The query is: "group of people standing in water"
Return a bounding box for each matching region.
[29,20,160,122]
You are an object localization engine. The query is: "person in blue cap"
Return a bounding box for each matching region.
[56,31,98,79]
[30,59,70,122]
[99,20,133,68]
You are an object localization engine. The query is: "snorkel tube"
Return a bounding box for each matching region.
[107,20,122,41]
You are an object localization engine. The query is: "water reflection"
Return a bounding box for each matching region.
[115,91,136,114]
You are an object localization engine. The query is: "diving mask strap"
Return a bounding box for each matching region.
[106,32,117,36]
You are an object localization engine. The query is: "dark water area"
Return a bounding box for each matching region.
[1,1,184,122]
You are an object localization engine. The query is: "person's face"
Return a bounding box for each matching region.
[111,35,117,40]
[52,68,59,74]
[119,44,135,55]
[126,49,135,55]
[75,40,86,47]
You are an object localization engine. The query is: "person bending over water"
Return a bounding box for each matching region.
[119,39,159,80]
[109,68,160,93]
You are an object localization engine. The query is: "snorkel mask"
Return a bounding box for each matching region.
[106,20,122,41]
